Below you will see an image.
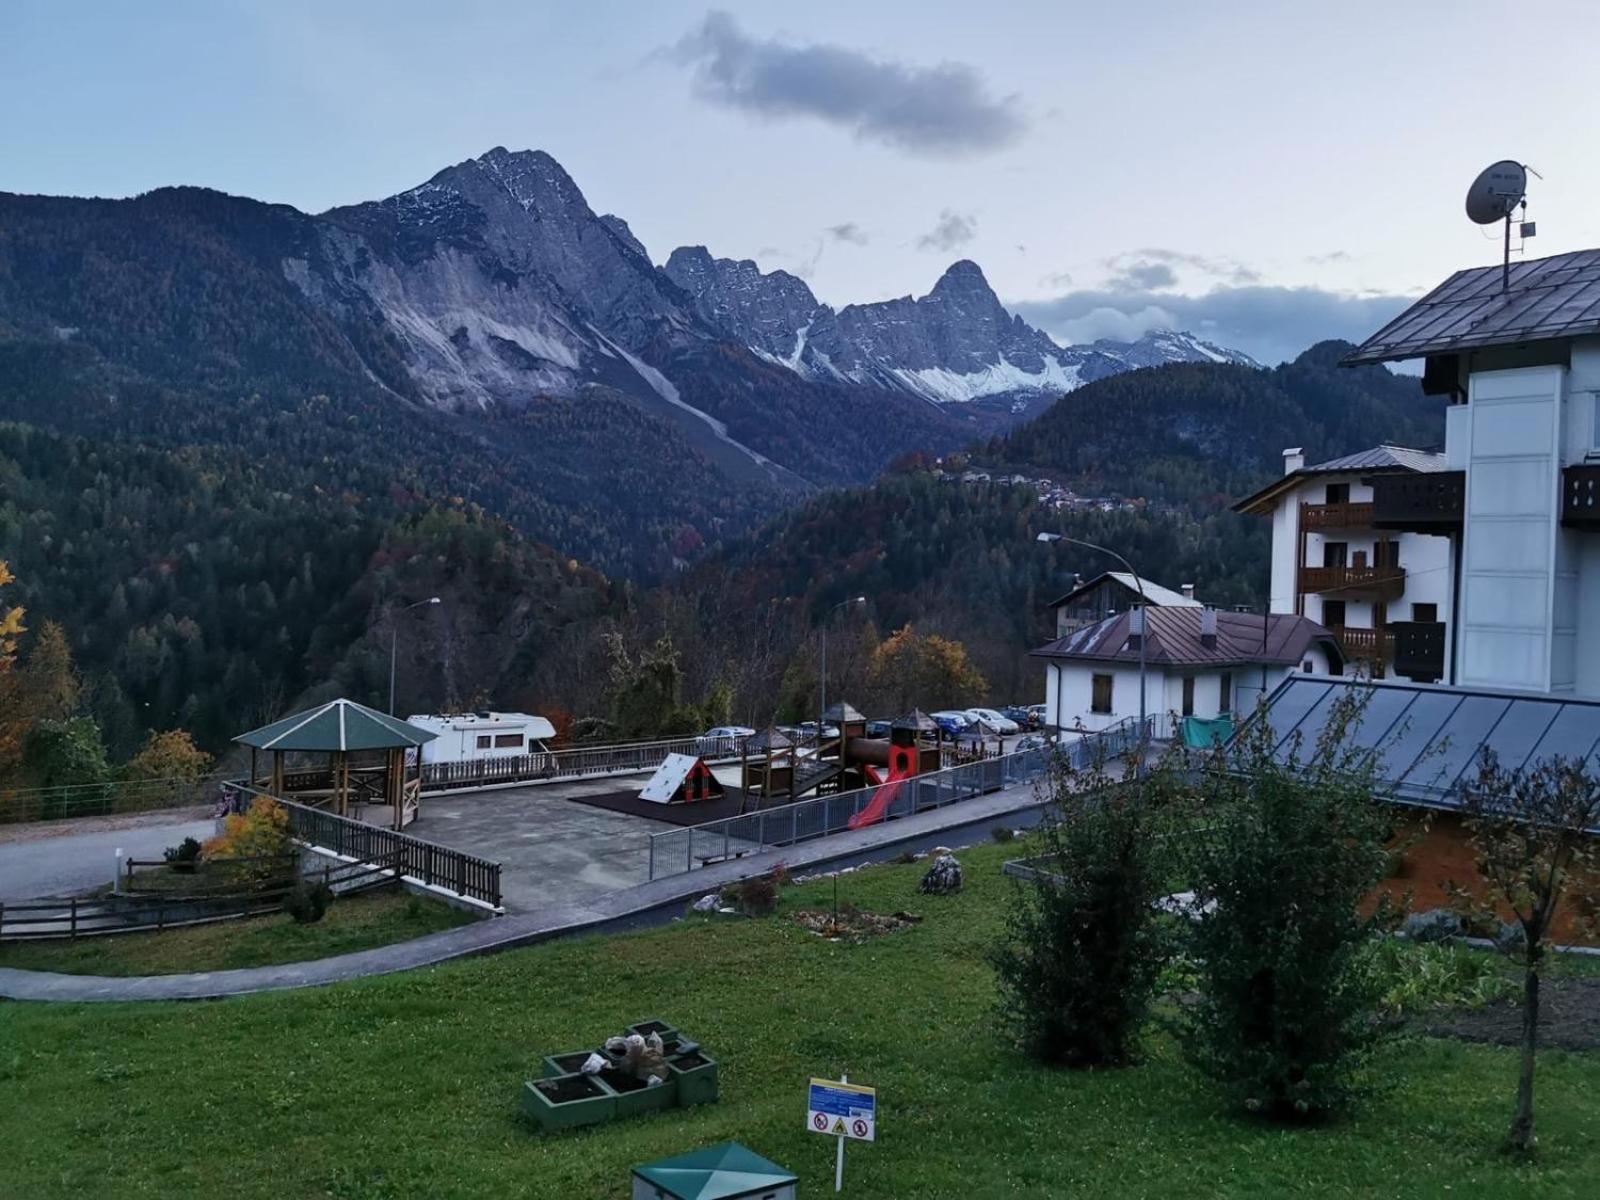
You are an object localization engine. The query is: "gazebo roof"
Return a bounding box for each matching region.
[824,700,866,723]
[892,708,939,733]
[743,726,795,752]
[235,698,438,753]
[959,719,999,741]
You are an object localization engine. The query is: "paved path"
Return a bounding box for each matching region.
[0,776,1053,1003]
[0,814,215,901]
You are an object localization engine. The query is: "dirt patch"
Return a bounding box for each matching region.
[533,1075,606,1104]
[1416,976,1600,1052]
[794,907,921,943]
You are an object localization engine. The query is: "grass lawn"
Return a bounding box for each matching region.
[2,844,1598,1198]
[0,887,477,976]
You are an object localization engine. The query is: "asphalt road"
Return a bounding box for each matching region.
[0,817,216,901]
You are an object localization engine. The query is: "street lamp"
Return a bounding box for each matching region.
[1035,533,1150,737]
[389,597,441,715]
[819,595,866,736]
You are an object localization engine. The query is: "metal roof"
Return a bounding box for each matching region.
[632,1142,797,1200]
[1342,248,1600,365]
[892,708,939,733]
[1048,571,1202,612]
[743,726,794,751]
[1032,607,1340,670]
[824,700,866,722]
[1233,443,1445,515]
[234,698,438,753]
[1239,676,1600,808]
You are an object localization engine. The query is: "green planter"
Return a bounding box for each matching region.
[598,1067,677,1118]
[522,1073,615,1133]
[628,1019,677,1041]
[668,1051,720,1107]
[543,1050,610,1079]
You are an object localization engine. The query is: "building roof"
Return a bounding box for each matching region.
[1048,570,1203,612]
[1342,248,1600,365]
[1238,676,1600,811]
[235,698,438,753]
[1032,607,1341,671]
[632,1141,797,1200]
[1233,443,1446,515]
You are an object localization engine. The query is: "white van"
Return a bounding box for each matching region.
[405,711,557,765]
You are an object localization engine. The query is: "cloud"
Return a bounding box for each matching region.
[825,222,869,246]
[1105,248,1260,287]
[917,210,977,252]
[668,11,1027,157]
[1107,261,1178,291]
[1012,284,1417,366]
[1306,250,1352,265]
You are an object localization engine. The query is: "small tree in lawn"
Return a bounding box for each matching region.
[1452,751,1600,1154]
[990,740,1173,1067]
[1175,692,1396,1122]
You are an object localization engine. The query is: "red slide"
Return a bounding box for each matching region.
[848,752,916,830]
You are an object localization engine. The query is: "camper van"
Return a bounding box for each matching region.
[405,711,557,766]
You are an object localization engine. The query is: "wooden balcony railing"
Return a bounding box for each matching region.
[1329,625,1392,660]
[1300,501,1374,531]
[1298,564,1406,602]
[1562,464,1600,531]
[1370,471,1464,531]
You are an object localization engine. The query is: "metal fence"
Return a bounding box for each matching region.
[645,718,1151,881]
[419,733,744,793]
[224,784,503,909]
[0,776,211,825]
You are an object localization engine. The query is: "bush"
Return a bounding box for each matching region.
[284,880,334,925]
[202,795,293,890]
[162,837,203,874]
[990,825,1017,844]
[1369,940,1514,1016]
[1168,693,1396,1122]
[990,753,1172,1068]
[731,871,781,916]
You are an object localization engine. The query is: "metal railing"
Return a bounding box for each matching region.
[224,784,503,908]
[419,733,745,793]
[0,776,212,825]
[645,718,1151,881]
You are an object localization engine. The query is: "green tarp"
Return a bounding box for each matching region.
[1182,715,1235,749]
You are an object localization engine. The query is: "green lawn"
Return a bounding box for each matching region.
[0,887,477,976]
[2,844,1598,1198]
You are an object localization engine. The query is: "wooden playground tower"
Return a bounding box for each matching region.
[735,703,946,811]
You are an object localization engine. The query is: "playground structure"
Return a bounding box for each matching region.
[638,754,726,805]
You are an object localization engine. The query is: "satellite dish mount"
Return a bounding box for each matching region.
[1465,160,1534,293]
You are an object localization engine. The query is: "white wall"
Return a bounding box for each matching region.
[1045,654,1331,734]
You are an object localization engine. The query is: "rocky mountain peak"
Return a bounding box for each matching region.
[928,258,996,300]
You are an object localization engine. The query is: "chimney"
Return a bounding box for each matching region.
[1283,447,1305,474]
[1200,607,1218,649]
[1127,606,1145,650]
[1181,583,1196,601]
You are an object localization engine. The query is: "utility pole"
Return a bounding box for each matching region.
[389,597,441,714]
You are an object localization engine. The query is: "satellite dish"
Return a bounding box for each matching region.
[1465,160,1527,224]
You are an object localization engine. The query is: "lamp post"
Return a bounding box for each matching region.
[389,597,441,714]
[1035,533,1150,737]
[819,596,866,740]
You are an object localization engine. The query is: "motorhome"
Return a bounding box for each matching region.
[405,711,557,765]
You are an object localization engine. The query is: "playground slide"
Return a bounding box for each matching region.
[848,759,914,830]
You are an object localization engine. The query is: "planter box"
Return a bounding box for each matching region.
[543,1049,614,1079]
[599,1067,677,1118]
[522,1073,615,1133]
[668,1051,720,1107]
[627,1019,677,1042]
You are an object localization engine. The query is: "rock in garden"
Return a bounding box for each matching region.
[1402,908,1464,943]
[691,893,720,912]
[919,854,963,895]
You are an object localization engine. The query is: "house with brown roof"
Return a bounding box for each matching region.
[1032,606,1344,736]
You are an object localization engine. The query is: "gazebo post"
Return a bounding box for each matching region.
[250,747,258,789]
[272,750,284,798]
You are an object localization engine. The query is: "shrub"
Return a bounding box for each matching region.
[162,837,203,874]
[1169,693,1396,1122]
[1368,939,1514,1016]
[284,880,334,925]
[990,748,1172,1068]
[732,871,780,916]
[990,825,1017,844]
[203,795,293,890]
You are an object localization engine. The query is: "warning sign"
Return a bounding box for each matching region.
[806,1077,876,1142]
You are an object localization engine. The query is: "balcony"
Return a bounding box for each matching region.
[1390,620,1447,684]
[1370,471,1464,532]
[1300,501,1374,531]
[1329,625,1392,662]
[1298,563,1406,602]
[1562,464,1600,531]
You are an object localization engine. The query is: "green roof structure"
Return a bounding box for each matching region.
[631,1142,796,1200]
[234,698,437,753]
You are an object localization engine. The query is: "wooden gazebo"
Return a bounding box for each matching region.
[234,699,438,831]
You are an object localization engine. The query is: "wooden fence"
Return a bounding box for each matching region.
[419,733,743,792]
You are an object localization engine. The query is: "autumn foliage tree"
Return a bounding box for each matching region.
[203,795,294,889]
[124,730,214,783]
[868,625,988,714]
[0,560,22,672]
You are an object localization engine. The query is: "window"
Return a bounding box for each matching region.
[494,733,524,749]
[475,735,492,749]
[1181,676,1195,717]
[1413,602,1438,623]
[1322,542,1348,568]
[1322,599,1346,628]
[1303,660,1315,673]
[1325,482,1350,504]
[1091,673,1114,714]
[1219,672,1233,714]
[1376,540,1401,568]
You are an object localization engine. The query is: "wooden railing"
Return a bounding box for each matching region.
[1562,464,1600,530]
[1370,471,1464,531]
[1329,625,1393,660]
[1300,501,1374,530]
[418,733,744,793]
[1298,564,1406,601]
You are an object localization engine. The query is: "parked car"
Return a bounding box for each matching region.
[796,721,841,742]
[1002,705,1038,731]
[930,710,972,736]
[696,726,755,754]
[1026,704,1048,727]
[962,707,1020,734]
[864,719,893,739]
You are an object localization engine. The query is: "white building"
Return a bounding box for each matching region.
[405,711,556,765]
[1033,606,1342,735]
[1047,570,1203,638]
[1233,445,1454,681]
[1342,248,1600,695]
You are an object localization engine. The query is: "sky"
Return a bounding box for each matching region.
[6,0,1600,363]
